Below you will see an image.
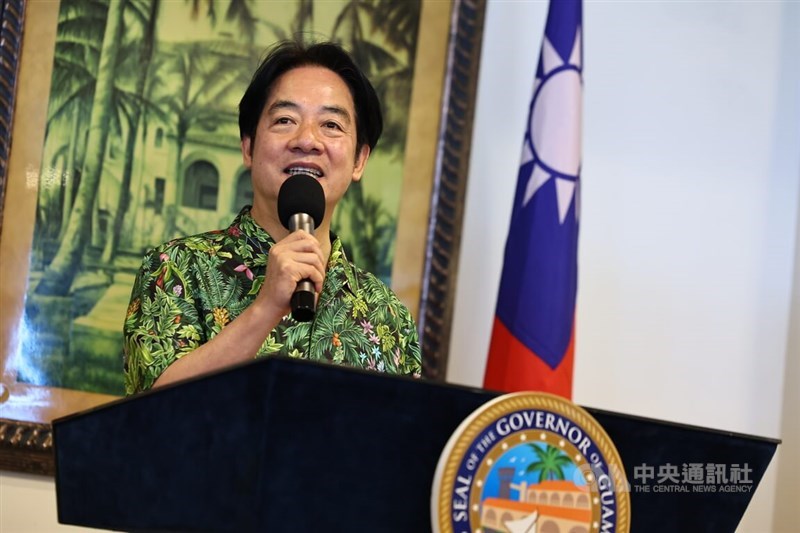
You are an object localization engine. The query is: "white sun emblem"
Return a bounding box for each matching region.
[521,27,583,224]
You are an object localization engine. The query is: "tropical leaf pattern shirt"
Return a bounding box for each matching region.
[123,206,422,394]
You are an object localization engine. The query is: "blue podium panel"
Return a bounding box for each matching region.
[54,356,777,532]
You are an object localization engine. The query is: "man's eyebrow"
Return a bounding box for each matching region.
[268,100,352,123]
[267,100,299,113]
[321,105,352,123]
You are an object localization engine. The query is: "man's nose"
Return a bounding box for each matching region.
[289,122,322,152]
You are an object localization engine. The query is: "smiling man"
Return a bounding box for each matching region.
[123,41,422,394]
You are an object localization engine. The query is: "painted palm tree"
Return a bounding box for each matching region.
[224,0,259,43]
[148,40,253,240]
[235,0,312,45]
[525,444,573,483]
[185,0,260,42]
[100,0,159,264]
[39,0,106,244]
[372,0,420,59]
[185,0,217,23]
[36,0,159,278]
[369,0,421,155]
[291,0,313,41]
[329,0,423,155]
[328,0,409,279]
[331,0,399,86]
[101,0,260,262]
[41,0,262,278]
[35,0,127,296]
[333,181,396,281]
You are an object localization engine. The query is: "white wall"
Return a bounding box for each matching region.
[447,1,800,532]
[0,472,91,532]
[773,180,800,527]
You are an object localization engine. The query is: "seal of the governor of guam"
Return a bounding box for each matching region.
[431,392,630,533]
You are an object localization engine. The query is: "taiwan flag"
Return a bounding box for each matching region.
[483,0,583,399]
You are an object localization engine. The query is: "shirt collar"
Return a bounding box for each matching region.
[232,206,274,247]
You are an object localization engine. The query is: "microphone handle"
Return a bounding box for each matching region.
[288,213,316,322]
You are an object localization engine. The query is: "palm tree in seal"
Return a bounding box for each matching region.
[526,443,572,482]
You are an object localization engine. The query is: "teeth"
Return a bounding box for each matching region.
[287,167,321,177]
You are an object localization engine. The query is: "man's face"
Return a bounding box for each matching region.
[241,65,370,231]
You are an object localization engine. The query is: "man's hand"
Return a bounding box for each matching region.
[256,230,326,318]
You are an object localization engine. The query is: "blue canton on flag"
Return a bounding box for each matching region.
[485,0,583,397]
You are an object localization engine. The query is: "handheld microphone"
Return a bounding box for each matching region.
[277,173,326,322]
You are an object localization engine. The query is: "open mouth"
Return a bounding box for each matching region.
[286,166,323,178]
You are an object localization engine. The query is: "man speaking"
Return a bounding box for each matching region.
[122,40,421,394]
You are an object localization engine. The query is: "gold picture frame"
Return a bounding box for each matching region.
[0,0,485,475]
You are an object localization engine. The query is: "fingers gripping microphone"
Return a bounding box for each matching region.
[277,174,326,322]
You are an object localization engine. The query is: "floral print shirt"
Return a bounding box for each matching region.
[123,207,422,394]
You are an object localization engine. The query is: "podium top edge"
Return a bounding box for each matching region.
[51,356,437,425]
[584,405,782,446]
[52,356,782,448]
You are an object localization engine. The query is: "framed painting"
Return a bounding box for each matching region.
[0,0,485,475]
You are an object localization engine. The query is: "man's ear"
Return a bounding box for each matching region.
[352,144,371,182]
[241,136,253,167]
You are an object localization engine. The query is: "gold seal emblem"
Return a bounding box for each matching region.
[432,392,630,533]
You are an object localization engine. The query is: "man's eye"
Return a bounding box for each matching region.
[324,121,342,130]
[275,117,293,125]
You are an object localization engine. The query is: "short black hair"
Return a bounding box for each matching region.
[238,40,383,153]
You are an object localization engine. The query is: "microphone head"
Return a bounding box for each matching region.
[277,173,326,230]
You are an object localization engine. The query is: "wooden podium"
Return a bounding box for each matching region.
[53,356,778,532]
